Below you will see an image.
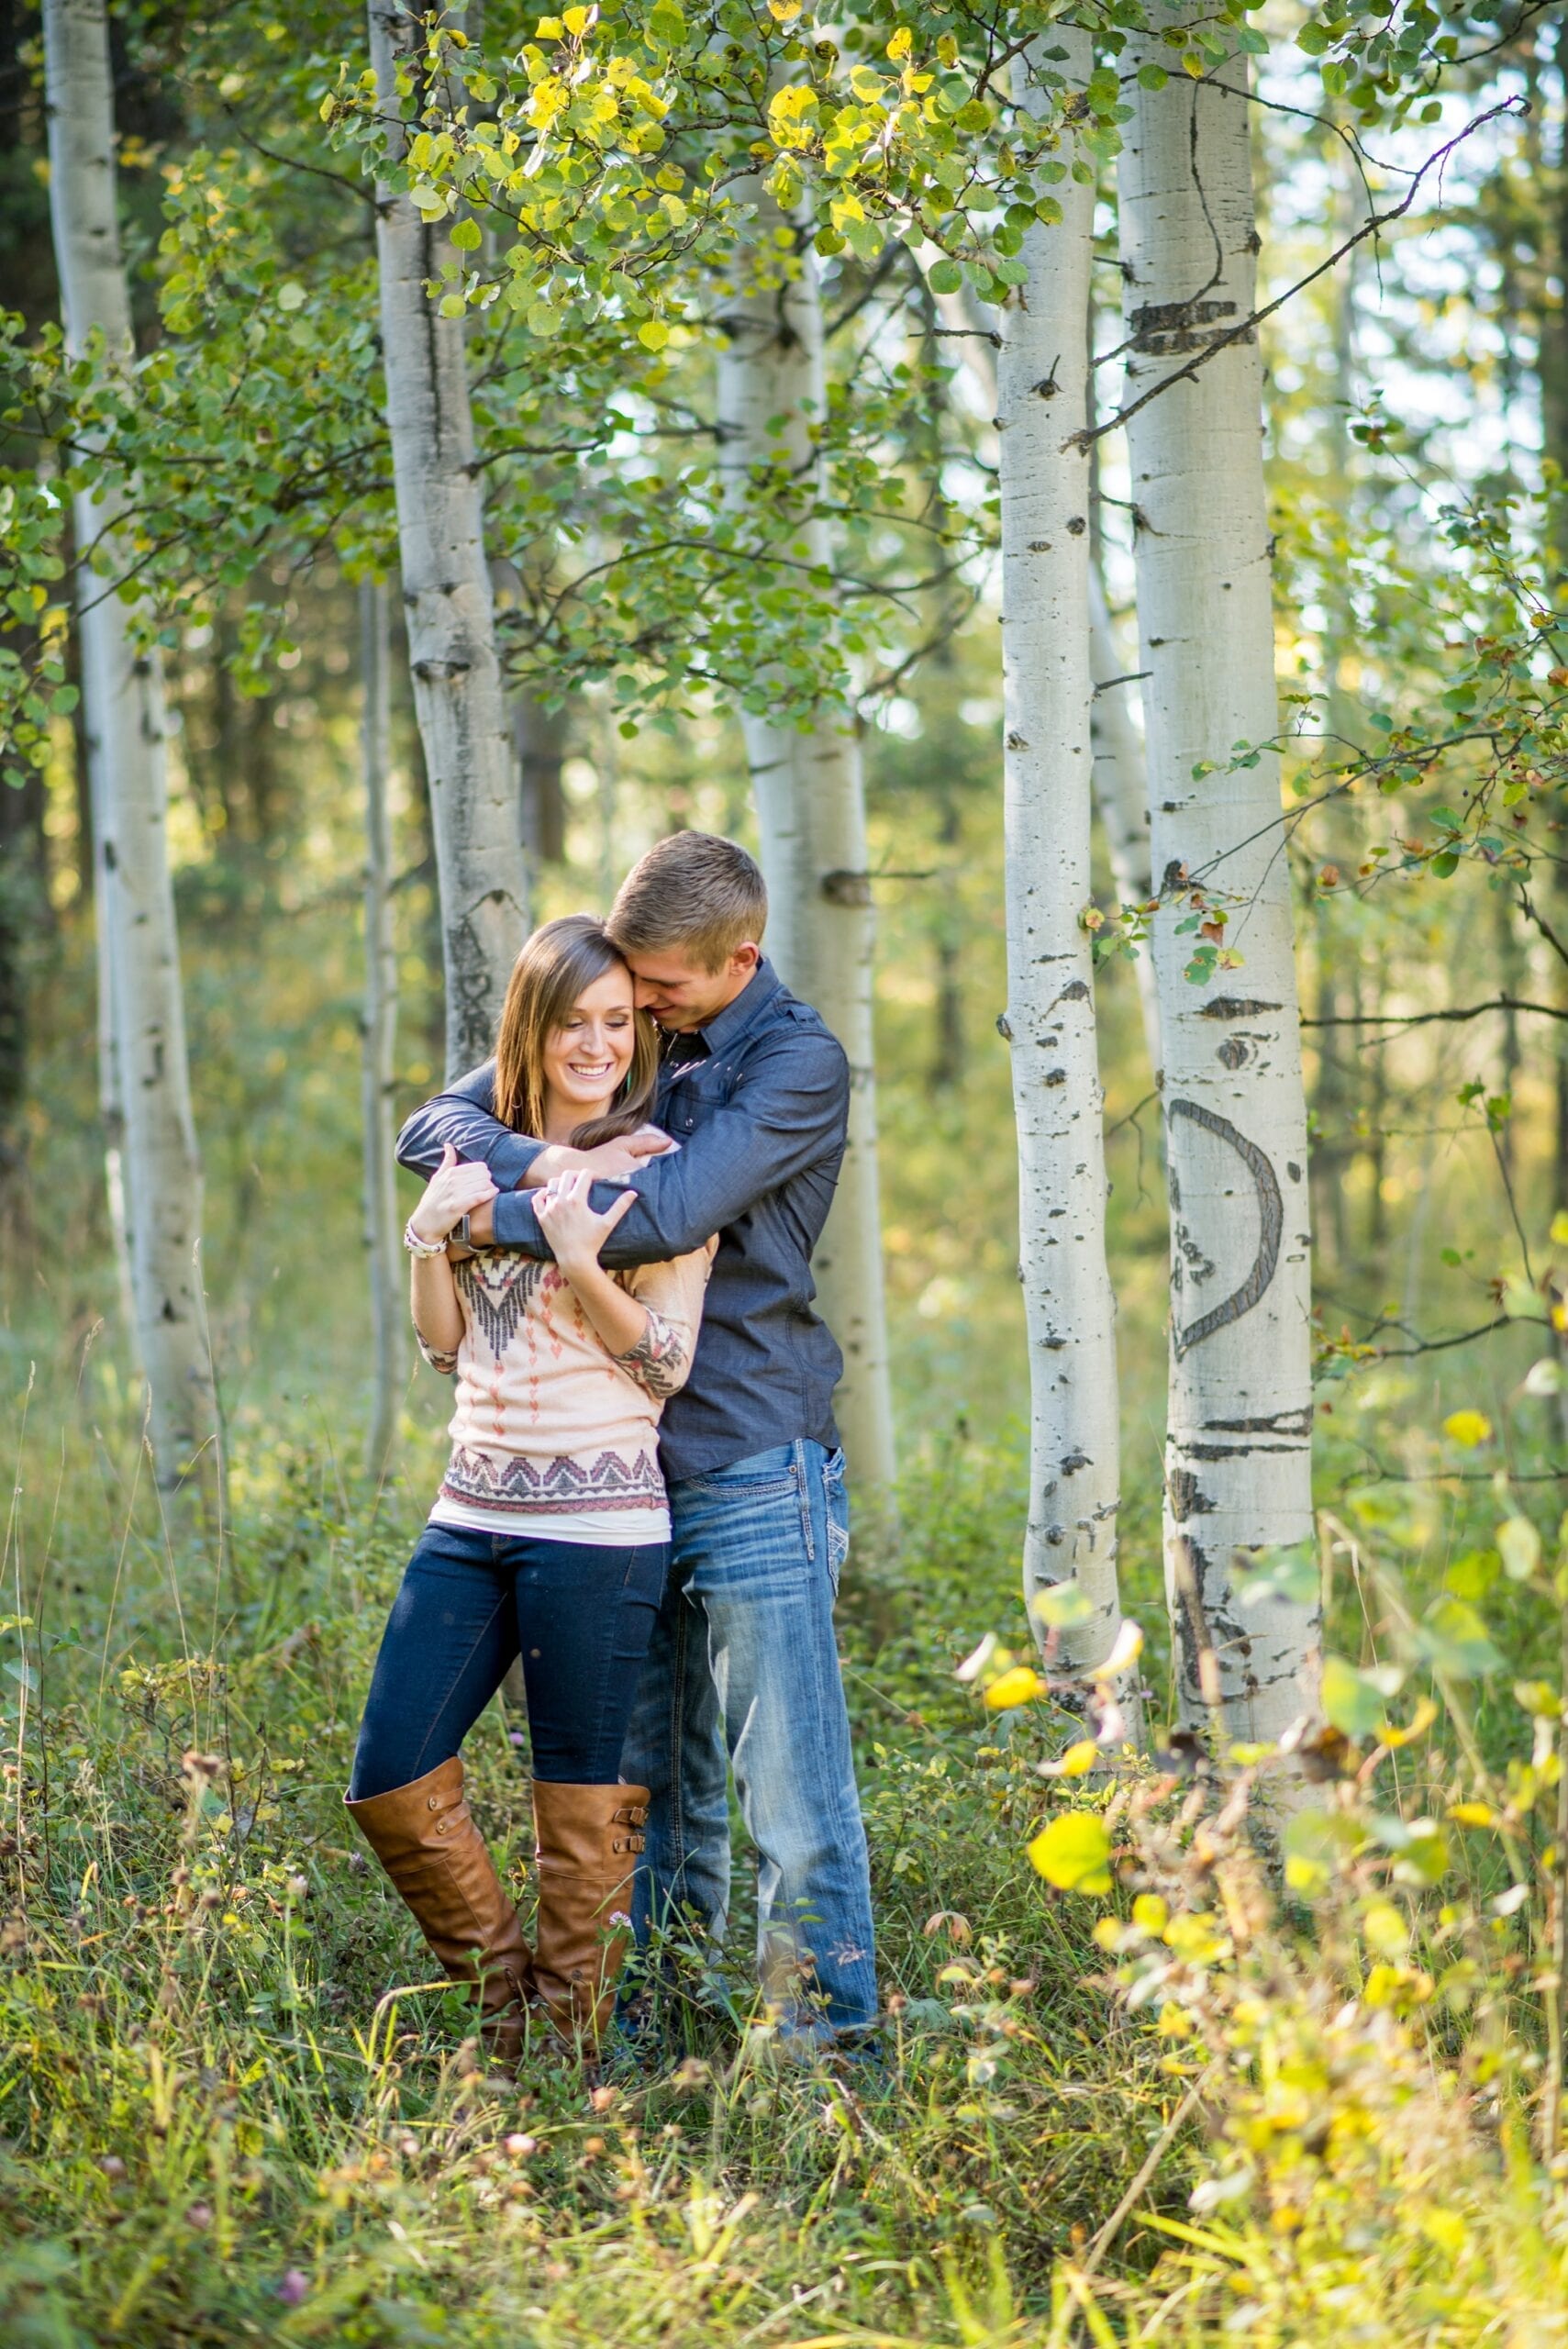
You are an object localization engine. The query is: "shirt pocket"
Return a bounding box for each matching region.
[662,1057,740,1139]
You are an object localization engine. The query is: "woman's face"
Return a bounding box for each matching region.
[541,964,637,1116]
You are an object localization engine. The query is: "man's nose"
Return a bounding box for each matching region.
[633,977,661,1008]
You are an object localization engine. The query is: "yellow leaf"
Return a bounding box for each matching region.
[1362,1898,1408,1957]
[1443,1408,1492,1449]
[1156,2000,1193,2037]
[886,24,912,58]
[1380,1694,1438,1748]
[1497,1517,1542,1581]
[984,1665,1045,1711]
[1447,1801,1496,1827]
[1027,1811,1112,1894]
[1132,1893,1169,1935]
[535,15,564,33]
[1551,1209,1568,1248]
[637,318,669,350]
[1058,1739,1099,1776]
[767,0,801,17]
[562,5,593,31]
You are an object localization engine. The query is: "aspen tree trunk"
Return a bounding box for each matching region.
[361,580,405,1478]
[368,0,527,1078]
[937,272,1159,1075]
[996,31,1128,1679]
[44,0,218,1503]
[514,686,568,865]
[1089,572,1162,1078]
[1120,37,1319,1742]
[82,617,136,1333]
[717,188,895,1489]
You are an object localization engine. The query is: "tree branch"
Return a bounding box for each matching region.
[1071,99,1523,453]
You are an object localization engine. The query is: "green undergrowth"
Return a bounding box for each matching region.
[5,1353,1568,2344]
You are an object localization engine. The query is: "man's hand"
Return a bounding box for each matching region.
[521,1126,675,1189]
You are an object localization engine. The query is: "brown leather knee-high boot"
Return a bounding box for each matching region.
[346,1757,534,2064]
[530,1781,648,2043]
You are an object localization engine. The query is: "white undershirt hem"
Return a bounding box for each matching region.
[428,1496,670,1547]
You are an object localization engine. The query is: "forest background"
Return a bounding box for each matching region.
[2,0,1568,2341]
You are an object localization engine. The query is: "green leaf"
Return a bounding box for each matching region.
[637,318,670,350]
[276,281,307,312]
[1031,1582,1095,1631]
[450,217,483,251]
[1233,1543,1318,1610]
[1415,1598,1504,1680]
[928,258,962,295]
[1027,1812,1111,1895]
[1320,1654,1385,1740]
[1497,1518,1542,1583]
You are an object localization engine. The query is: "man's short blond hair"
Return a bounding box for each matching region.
[607,832,768,974]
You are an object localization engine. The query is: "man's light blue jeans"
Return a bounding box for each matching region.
[620,1440,878,2036]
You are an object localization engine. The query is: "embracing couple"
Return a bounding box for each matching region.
[344,830,877,2064]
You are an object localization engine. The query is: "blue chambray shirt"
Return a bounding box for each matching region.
[395,959,847,1483]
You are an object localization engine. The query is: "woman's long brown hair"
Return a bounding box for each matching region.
[493,914,659,1148]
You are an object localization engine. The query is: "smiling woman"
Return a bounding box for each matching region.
[343,914,715,2062]
[493,915,662,1150]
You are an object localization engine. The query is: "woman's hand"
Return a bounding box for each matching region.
[533,1166,638,1272]
[408,1143,498,1247]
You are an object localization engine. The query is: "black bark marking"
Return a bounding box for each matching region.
[1205,1407,1313,1437]
[1166,1467,1214,1522]
[1168,1099,1284,1359]
[1217,1036,1249,1069]
[1198,996,1282,1020]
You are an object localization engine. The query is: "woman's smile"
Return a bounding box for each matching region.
[540,966,638,1125]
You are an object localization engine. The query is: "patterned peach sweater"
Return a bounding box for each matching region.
[416,1245,713,1541]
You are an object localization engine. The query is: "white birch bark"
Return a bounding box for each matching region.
[933,273,1159,1077]
[368,0,527,1078]
[45,0,217,1500]
[1089,572,1161,1076]
[361,580,405,1478]
[1119,36,1319,1741]
[996,32,1126,1678]
[716,187,895,1489]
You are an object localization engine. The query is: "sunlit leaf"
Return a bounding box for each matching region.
[984,1665,1045,1711]
[1031,1583,1094,1631]
[1320,1654,1386,1739]
[1442,1409,1492,1448]
[1027,1812,1112,1895]
[1497,1517,1542,1582]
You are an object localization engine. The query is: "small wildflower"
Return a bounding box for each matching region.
[504,2132,537,2158]
[276,2269,309,2306]
[185,2201,213,2230]
[98,2155,126,2180]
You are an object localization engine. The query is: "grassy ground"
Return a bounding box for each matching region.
[6,796,1567,2341]
[0,1408,1185,2349]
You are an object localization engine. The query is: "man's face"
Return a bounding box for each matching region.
[626,942,760,1032]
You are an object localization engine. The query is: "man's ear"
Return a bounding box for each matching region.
[730,941,762,978]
